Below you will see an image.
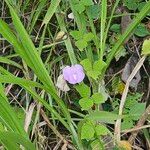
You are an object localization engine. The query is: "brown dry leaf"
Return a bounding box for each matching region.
[24,103,36,132]
[121,12,132,34]
[121,54,141,90]
[56,74,70,92]
[121,9,132,43]
[55,31,67,41]
[118,141,132,150]
[147,21,150,30]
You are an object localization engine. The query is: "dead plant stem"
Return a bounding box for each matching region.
[114,56,146,142]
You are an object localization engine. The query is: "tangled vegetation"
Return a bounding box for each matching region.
[0,0,150,149]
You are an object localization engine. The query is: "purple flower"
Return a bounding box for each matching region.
[62,64,85,84]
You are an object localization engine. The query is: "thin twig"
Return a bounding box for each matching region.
[128,104,150,144]
[114,56,146,142]
[40,109,68,145]
[122,125,150,134]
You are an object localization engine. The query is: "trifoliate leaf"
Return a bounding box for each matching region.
[110,24,121,33]
[124,0,139,11]
[75,83,91,97]
[83,33,94,42]
[134,24,150,37]
[75,39,88,50]
[93,60,107,73]
[79,97,93,110]
[70,30,83,40]
[129,103,146,120]
[87,70,100,80]
[81,0,94,6]
[80,59,92,71]
[121,119,134,130]
[95,124,109,136]
[74,3,85,14]
[91,93,105,104]
[81,122,95,139]
[87,5,100,19]
[91,139,103,150]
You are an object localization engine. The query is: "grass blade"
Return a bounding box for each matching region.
[100,0,107,60]
[0,132,35,150]
[42,0,61,26]
[0,84,27,136]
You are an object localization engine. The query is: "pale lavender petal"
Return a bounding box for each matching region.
[76,71,85,83]
[62,64,85,84]
[62,66,71,81]
[74,64,84,71]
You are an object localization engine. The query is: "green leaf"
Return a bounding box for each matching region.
[79,97,93,110]
[138,2,150,16]
[115,47,127,61]
[42,0,61,25]
[87,111,122,124]
[83,33,94,42]
[125,93,142,109]
[70,30,83,40]
[134,24,150,37]
[75,39,88,50]
[142,39,150,55]
[129,103,146,120]
[124,0,139,11]
[0,57,23,69]
[87,70,100,80]
[86,5,100,19]
[110,24,121,33]
[75,83,91,97]
[91,93,105,104]
[74,3,85,14]
[121,119,134,130]
[95,124,109,136]
[91,139,103,150]
[0,83,27,136]
[81,122,95,139]
[0,132,35,150]
[81,0,94,6]
[93,60,107,72]
[85,60,107,80]
[80,59,92,71]
[138,2,146,11]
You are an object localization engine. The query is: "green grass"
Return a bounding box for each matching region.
[0,0,150,149]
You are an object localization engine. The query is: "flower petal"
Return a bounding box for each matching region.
[62,64,85,84]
